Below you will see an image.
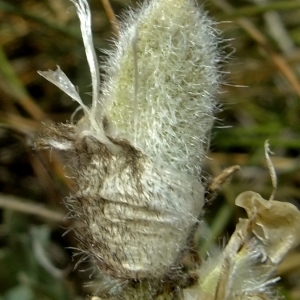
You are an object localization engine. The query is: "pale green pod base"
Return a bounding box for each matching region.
[37,124,204,281]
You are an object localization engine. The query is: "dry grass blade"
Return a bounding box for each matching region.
[100,0,119,36]
[223,0,300,18]
[0,45,48,122]
[212,0,300,97]
[0,194,65,223]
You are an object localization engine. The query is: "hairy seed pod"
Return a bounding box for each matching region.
[99,0,220,178]
[37,0,220,280]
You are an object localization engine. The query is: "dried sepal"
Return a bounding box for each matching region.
[236,191,300,265]
[38,66,86,112]
[184,191,300,300]
[185,221,280,300]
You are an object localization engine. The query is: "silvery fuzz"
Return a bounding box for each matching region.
[37,0,220,281]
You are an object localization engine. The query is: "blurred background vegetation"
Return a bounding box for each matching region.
[0,0,300,299]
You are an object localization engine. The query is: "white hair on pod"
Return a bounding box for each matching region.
[37,0,221,296]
